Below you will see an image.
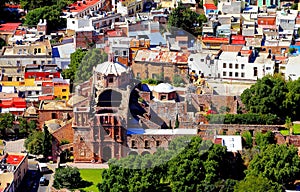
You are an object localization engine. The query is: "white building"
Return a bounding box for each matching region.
[214,135,242,152]
[285,55,300,81]
[188,52,218,78]
[217,50,275,80]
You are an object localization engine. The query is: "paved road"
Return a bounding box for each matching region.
[18,159,53,192]
[4,139,26,153]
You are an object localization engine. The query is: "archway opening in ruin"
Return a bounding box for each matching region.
[102,146,112,162]
[128,151,138,156]
[141,151,150,156]
[97,90,122,107]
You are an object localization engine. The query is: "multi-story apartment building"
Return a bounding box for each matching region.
[0,153,28,192]
[0,40,52,66]
[117,0,143,16]
[217,48,275,80]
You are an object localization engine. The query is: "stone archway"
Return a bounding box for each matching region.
[141,151,150,156]
[102,146,112,162]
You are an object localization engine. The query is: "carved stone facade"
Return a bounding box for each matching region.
[73,61,133,162]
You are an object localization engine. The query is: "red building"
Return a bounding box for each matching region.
[0,97,26,115]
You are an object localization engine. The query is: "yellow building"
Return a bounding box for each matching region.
[117,0,143,16]
[54,84,70,100]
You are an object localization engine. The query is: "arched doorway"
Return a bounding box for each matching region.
[141,151,150,156]
[102,146,112,162]
[128,151,138,156]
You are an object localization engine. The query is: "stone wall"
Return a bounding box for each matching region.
[131,62,178,82]
[38,109,73,128]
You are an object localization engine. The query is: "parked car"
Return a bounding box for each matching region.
[39,176,47,186]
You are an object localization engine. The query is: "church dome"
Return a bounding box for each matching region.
[95,61,127,76]
[153,83,175,93]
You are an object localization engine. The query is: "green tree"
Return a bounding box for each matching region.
[172,74,185,86]
[254,131,274,148]
[19,117,29,137]
[241,75,288,119]
[234,175,283,192]
[0,113,15,138]
[53,166,83,189]
[43,125,52,158]
[62,48,87,89]
[246,144,300,186]
[28,120,37,131]
[25,131,44,155]
[242,131,252,148]
[168,137,227,192]
[284,78,300,120]
[175,114,179,128]
[291,3,298,10]
[24,5,66,31]
[76,48,108,83]
[168,3,207,36]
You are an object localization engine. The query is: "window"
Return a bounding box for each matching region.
[253,67,257,76]
[36,91,39,95]
[114,50,119,55]
[123,50,127,56]
[52,113,57,119]
[235,64,239,69]
[62,96,67,99]
[28,91,32,95]
[200,59,204,62]
[229,72,232,77]
[241,73,245,77]
[33,61,37,64]
[38,48,41,53]
[132,140,136,148]
[47,61,51,64]
[108,78,114,83]
[241,64,245,69]
[266,67,271,70]
[223,71,227,76]
[229,63,232,68]
[223,63,226,68]
[145,140,150,148]
[62,89,67,92]
[16,61,21,66]
[41,60,45,65]
[156,141,160,147]
[235,72,238,77]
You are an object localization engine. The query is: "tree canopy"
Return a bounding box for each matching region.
[0,113,15,138]
[24,126,52,157]
[99,136,244,192]
[241,75,288,118]
[76,48,108,83]
[24,5,66,31]
[53,166,83,189]
[62,48,87,87]
[246,144,300,186]
[241,75,300,121]
[234,175,283,192]
[167,3,207,36]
